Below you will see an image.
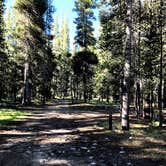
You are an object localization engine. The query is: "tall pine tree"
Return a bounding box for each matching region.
[73,0,97,102]
[0,0,7,101]
[74,0,96,49]
[14,0,48,105]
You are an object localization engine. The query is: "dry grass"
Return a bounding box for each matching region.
[97,111,166,165]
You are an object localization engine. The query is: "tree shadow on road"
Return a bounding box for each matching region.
[0,102,165,166]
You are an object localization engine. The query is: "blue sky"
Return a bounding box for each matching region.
[5,0,99,48]
[5,0,76,36]
[53,0,76,46]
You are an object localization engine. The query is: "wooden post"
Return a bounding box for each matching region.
[109,110,112,130]
[106,106,112,130]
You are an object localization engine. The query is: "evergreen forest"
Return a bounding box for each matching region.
[0,0,165,165]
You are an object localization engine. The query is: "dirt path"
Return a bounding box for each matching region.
[0,102,124,166]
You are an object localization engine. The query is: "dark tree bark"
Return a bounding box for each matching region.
[135,0,142,117]
[158,0,164,127]
[83,72,87,103]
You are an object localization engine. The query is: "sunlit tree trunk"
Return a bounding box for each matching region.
[121,0,132,130]
[22,57,31,105]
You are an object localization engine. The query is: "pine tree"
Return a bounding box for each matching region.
[40,0,55,103]
[132,0,143,117]
[0,0,7,101]
[14,0,48,105]
[98,0,125,103]
[4,9,18,102]
[61,17,70,53]
[73,0,96,49]
[140,0,161,120]
[73,0,97,102]
[52,14,71,98]
[158,0,165,127]
[52,16,61,55]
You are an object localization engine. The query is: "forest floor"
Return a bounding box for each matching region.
[0,101,165,166]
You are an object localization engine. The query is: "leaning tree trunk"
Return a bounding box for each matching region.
[121,0,132,130]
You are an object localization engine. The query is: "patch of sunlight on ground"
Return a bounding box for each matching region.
[122,138,143,147]
[144,148,166,154]
[139,150,166,160]
[0,108,31,126]
[71,103,93,107]
[37,129,75,135]
[39,134,80,144]
[47,129,73,134]
[77,126,104,133]
[145,136,165,145]
[47,159,68,165]
[130,129,146,136]
[130,151,165,160]
[130,123,147,129]
[0,130,33,135]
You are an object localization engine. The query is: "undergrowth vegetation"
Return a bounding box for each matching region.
[0,108,31,126]
[96,111,166,164]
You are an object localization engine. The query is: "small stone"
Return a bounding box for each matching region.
[127,162,133,166]
[81,147,88,150]
[70,147,76,151]
[91,162,96,165]
[26,151,31,154]
[50,153,54,156]
[105,137,109,141]
[6,142,14,147]
[119,150,125,154]
[89,156,93,159]
[119,147,125,154]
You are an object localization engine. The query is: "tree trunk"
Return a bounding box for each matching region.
[106,85,110,103]
[83,72,87,103]
[134,82,138,117]
[158,0,163,127]
[0,83,2,102]
[76,77,79,101]
[22,60,31,105]
[150,90,154,121]
[136,0,142,117]
[121,0,132,130]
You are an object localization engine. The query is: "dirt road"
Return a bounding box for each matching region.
[0,102,121,166]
